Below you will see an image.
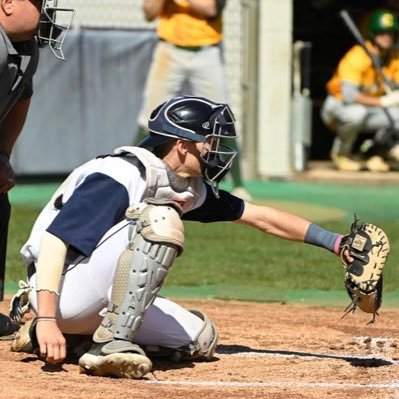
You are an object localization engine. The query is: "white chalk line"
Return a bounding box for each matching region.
[145,380,399,389]
[146,342,399,390]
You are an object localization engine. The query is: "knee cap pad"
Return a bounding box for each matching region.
[126,201,184,254]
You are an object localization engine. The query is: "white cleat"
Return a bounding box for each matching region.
[79,351,152,379]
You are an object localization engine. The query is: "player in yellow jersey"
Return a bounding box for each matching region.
[135,0,252,201]
[321,10,399,172]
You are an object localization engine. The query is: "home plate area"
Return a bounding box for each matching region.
[0,299,398,399]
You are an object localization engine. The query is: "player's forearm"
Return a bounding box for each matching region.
[238,203,311,241]
[37,291,59,318]
[238,203,341,253]
[355,92,381,107]
[186,0,218,17]
[143,0,166,21]
[35,231,68,318]
[0,98,30,155]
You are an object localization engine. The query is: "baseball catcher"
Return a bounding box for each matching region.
[7,95,358,379]
[339,216,390,324]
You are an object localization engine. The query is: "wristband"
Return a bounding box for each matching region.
[304,223,340,253]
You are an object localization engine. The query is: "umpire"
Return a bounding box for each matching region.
[0,0,74,307]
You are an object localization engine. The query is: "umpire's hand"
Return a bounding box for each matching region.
[0,152,15,193]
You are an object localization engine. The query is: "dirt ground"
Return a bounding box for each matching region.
[0,297,398,399]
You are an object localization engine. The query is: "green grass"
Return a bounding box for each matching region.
[169,219,399,292]
[6,205,41,284]
[5,203,399,295]
[5,179,399,304]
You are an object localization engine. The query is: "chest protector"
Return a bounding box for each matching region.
[114,146,205,212]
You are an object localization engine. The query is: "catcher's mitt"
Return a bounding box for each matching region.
[339,216,390,324]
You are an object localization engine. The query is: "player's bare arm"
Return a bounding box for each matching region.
[236,202,311,242]
[142,0,167,21]
[237,202,354,264]
[185,0,219,17]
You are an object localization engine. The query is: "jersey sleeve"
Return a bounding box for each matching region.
[182,184,244,223]
[46,172,130,256]
[338,45,371,86]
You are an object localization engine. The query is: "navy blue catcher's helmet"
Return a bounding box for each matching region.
[138,96,238,196]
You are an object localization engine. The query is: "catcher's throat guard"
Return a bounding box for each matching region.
[339,216,390,324]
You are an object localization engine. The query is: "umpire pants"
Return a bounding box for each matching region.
[0,193,10,301]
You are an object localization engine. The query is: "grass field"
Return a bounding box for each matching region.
[5,179,399,303]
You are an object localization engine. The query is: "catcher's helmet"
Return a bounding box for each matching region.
[37,0,75,60]
[368,10,398,38]
[139,96,238,196]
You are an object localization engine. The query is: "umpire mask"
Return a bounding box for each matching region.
[138,96,238,198]
[37,0,75,60]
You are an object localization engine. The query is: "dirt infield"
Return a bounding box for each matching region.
[1,298,398,399]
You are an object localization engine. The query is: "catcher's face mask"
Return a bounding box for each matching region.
[37,0,75,60]
[139,96,238,198]
[199,105,238,197]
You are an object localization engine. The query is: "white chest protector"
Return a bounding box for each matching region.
[114,146,206,213]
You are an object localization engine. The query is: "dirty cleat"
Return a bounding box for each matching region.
[11,317,37,352]
[79,341,152,379]
[332,155,362,172]
[365,156,390,172]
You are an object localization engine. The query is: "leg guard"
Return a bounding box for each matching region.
[94,200,184,344]
[145,310,218,362]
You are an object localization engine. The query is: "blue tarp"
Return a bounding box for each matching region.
[12,28,158,174]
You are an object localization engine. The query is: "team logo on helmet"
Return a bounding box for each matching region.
[202,122,211,129]
[381,13,395,28]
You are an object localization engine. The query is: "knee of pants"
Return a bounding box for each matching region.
[341,104,368,127]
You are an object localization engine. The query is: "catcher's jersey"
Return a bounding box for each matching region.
[326,42,399,100]
[21,146,244,265]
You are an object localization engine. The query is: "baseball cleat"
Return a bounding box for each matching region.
[79,352,152,379]
[78,341,152,379]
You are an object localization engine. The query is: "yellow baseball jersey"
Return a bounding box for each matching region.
[157,0,223,47]
[326,41,399,100]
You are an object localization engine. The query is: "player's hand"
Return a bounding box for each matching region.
[0,152,15,193]
[380,90,399,107]
[341,248,354,264]
[36,320,66,364]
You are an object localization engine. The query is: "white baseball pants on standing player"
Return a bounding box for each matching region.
[138,40,228,129]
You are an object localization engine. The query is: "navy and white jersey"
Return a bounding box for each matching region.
[21,147,244,265]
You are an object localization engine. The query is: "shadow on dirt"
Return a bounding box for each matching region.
[216,344,394,368]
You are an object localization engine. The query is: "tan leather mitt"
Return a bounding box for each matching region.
[339,217,390,324]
